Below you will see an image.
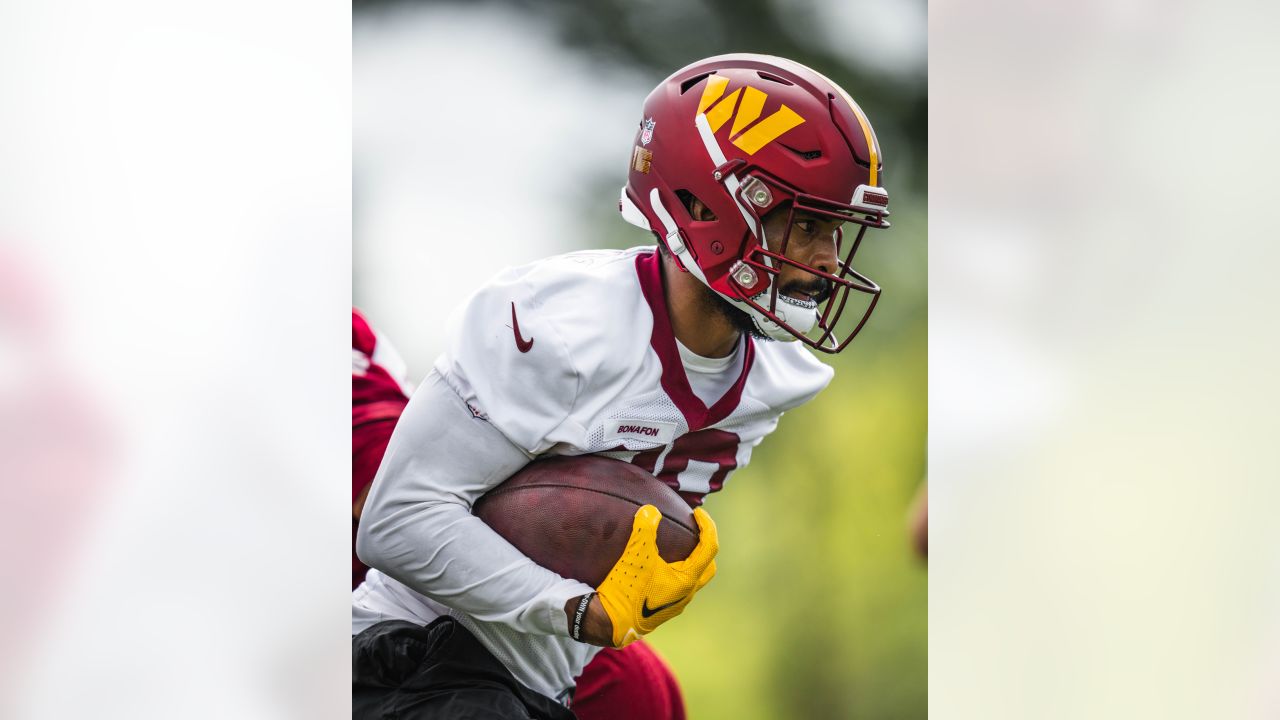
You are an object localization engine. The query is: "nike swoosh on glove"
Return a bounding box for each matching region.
[595,504,718,648]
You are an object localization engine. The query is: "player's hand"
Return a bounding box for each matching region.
[594,504,718,648]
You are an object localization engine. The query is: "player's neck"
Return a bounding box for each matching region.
[661,253,741,359]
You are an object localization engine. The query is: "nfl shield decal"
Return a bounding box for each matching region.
[640,117,656,146]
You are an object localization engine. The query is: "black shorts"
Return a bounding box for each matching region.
[352,617,577,720]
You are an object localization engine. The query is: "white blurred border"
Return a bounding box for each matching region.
[9,0,1280,717]
[931,1,1280,717]
[0,1,350,717]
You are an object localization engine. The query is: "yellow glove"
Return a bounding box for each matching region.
[595,504,719,648]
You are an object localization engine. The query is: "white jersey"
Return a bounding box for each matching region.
[354,246,833,701]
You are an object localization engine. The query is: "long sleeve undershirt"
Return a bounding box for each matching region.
[355,370,594,638]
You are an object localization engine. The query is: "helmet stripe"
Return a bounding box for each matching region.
[805,67,881,186]
[693,114,759,238]
[841,92,880,186]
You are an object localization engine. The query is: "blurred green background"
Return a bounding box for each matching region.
[354,0,926,716]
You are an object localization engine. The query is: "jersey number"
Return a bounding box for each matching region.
[630,428,741,505]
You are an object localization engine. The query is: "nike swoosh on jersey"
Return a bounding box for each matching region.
[510,302,534,353]
[640,596,685,618]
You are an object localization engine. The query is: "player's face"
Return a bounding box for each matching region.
[761,205,841,305]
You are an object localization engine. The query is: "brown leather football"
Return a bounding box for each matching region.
[473,455,699,587]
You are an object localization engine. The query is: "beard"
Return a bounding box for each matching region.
[701,279,770,340]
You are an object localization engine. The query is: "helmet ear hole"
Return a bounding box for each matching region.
[675,190,718,222]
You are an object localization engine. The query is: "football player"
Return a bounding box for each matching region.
[353,53,891,719]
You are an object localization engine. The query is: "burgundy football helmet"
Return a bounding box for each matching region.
[620,53,890,353]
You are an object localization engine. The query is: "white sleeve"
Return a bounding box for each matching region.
[432,270,588,455]
[355,370,594,637]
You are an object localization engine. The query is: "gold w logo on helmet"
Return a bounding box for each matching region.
[696,76,805,155]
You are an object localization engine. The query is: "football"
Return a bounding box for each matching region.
[473,455,700,587]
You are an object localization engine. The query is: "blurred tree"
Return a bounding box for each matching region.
[353,0,926,192]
